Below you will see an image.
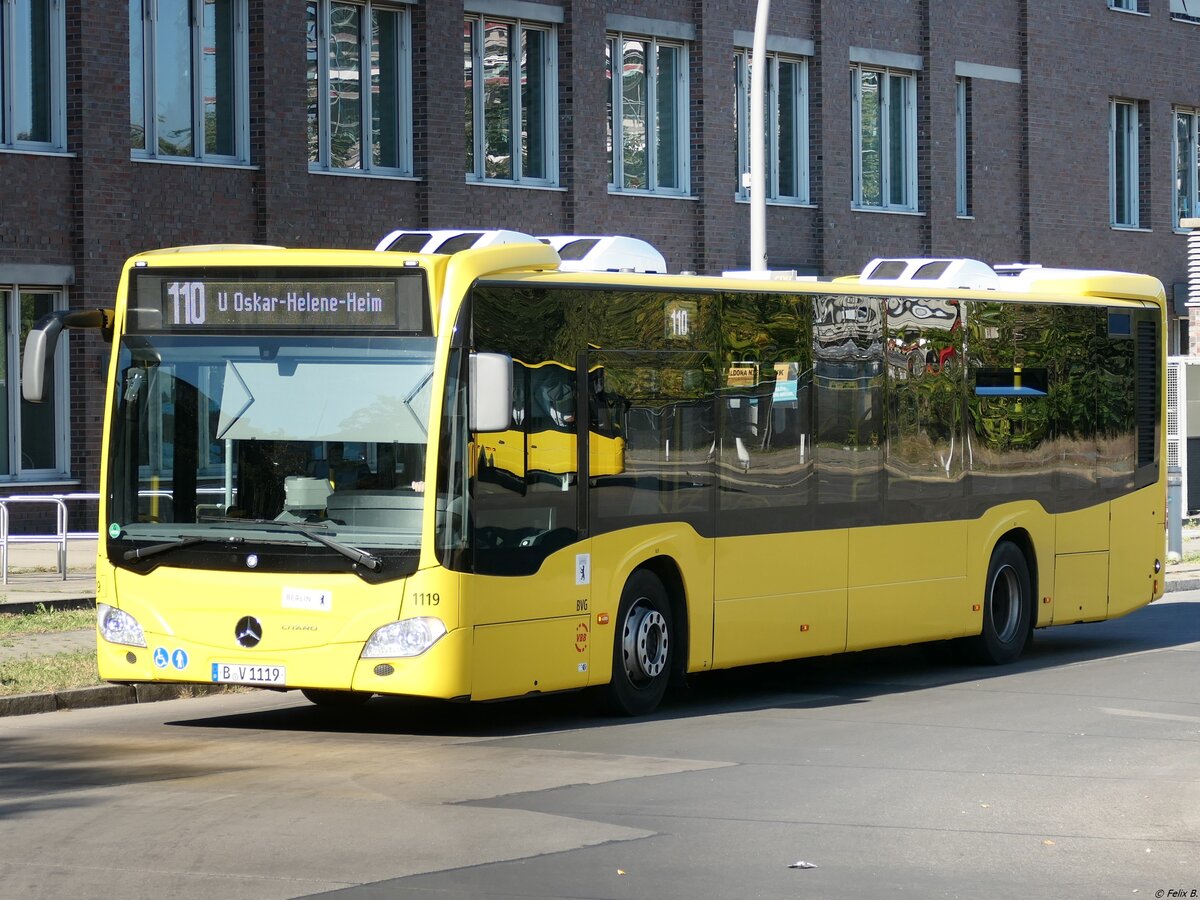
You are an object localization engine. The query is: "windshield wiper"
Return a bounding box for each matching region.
[202,518,384,573]
[123,535,244,562]
[284,522,383,573]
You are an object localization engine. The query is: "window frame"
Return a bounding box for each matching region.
[1111,98,1141,228]
[734,49,810,205]
[851,64,918,212]
[1174,106,1199,227]
[463,13,558,186]
[130,0,250,164]
[607,31,691,196]
[0,285,69,480]
[307,0,414,176]
[0,0,67,151]
[955,77,971,217]
[1172,0,1200,23]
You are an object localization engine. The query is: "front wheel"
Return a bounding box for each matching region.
[605,570,673,716]
[969,541,1033,665]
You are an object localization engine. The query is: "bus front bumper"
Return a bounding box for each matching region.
[97,625,472,701]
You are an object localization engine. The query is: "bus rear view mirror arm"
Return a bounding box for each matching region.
[469,352,512,433]
[23,308,115,403]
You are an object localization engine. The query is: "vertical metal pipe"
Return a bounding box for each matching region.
[749,0,770,273]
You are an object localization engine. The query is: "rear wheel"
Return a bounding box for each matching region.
[301,688,372,708]
[605,570,673,716]
[969,541,1033,664]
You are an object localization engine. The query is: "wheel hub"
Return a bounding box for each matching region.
[622,602,668,683]
[990,563,1021,643]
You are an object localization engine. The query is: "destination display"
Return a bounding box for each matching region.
[130,271,427,332]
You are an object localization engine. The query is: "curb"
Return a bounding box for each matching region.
[1165,575,1200,594]
[0,597,96,615]
[0,682,241,718]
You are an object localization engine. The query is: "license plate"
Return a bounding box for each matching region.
[211,662,286,686]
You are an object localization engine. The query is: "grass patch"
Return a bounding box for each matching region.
[0,605,94,638]
[0,650,101,696]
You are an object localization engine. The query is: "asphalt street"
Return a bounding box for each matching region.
[1,592,1197,900]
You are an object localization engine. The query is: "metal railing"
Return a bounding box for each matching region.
[0,492,100,584]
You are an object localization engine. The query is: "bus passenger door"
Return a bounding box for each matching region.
[712,291,848,667]
[846,295,969,650]
[467,286,593,700]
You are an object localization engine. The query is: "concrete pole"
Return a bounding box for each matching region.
[749,0,770,273]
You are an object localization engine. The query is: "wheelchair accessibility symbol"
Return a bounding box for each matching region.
[153,647,169,669]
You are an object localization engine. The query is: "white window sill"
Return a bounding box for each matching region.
[1111,224,1153,233]
[133,155,258,171]
[310,167,420,182]
[851,205,925,217]
[1108,6,1149,15]
[734,196,816,209]
[466,178,565,192]
[608,188,698,200]
[0,147,73,158]
[956,214,975,220]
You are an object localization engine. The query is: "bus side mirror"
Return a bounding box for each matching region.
[22,320,60,403]
[469,352,512,433]
[22,308,114,403]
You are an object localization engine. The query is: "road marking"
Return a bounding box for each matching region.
[1098,707,1200,723]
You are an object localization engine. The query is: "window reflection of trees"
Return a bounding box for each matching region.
[467,286,1151,557]
[885,296,964,512]
[328,3,362,170]
[966,302,1138,501]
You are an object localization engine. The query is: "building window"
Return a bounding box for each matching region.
[0,287,66,478]
[1110,0,1149,12]
[307,1,412,174]
[130,0,248,161]
[734,50,809,204]
[463,14,556,185]
[607,32,689,194]
[852,65,917,211]
[1111,99,1143,227]
[1175,108,1199,226]
[1172,0,1200,23]
[956,77,972,216]
[0,0,65,150]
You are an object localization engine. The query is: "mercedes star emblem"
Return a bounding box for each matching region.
[235,616,262,648]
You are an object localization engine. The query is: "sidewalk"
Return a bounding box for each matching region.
[2,534,1199,716]
[0,537,99,614]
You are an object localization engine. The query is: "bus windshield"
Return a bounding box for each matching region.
[107,333,436,568]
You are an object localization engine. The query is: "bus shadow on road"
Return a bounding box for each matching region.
[164,595,1198,739]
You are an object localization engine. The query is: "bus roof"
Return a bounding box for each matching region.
[476,264,1166,307]
[121,246,1165,311]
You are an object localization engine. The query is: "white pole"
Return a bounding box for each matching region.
[749,0,770,273]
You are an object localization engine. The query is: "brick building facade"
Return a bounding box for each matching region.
[0,0,1197,525]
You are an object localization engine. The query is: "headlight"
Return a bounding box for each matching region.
[98,603,147,648]
[361,618,447,658]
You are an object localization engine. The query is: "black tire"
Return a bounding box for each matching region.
[605,569,673,716]
[301,688,372,708]
[969,541,1033,665]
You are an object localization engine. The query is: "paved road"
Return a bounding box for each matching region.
[1,594,1198,900]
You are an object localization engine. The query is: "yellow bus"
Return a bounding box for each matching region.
[23,240,1165,715]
